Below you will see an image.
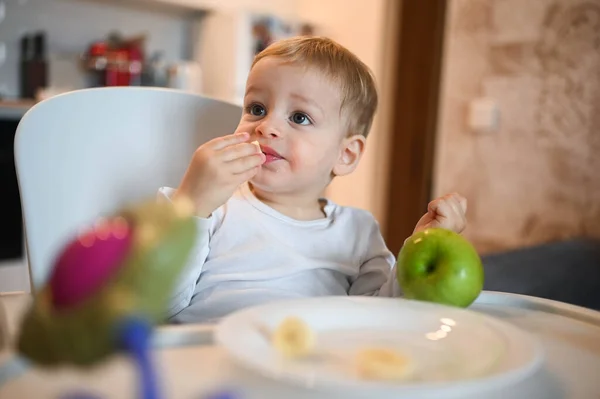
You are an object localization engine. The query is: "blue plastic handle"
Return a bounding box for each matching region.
[117,316,160,399]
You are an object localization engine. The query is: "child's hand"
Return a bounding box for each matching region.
[413,193,467,234]
[174,132,265,217]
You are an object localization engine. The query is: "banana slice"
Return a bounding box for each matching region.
[355,347,412,381]
[272,317,315,358]
[251,140,261,150]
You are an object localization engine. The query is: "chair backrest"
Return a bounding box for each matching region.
[15,87,242,289]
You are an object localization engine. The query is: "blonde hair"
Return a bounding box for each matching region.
[252,36,378,138]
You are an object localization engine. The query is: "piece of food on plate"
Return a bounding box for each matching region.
[272,316,315,358]
[355,347,413,381]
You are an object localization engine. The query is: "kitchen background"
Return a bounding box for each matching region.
[0,0,393,291]
[0,0,315,104]
[0,0,195,100]
[1,0,599,293]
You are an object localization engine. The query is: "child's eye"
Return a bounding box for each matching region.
[248,104,266,116]
[291,112,311,126]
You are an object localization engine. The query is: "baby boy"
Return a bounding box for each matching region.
[159,36,467,323]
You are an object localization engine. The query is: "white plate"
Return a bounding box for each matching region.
[215,296,543,398]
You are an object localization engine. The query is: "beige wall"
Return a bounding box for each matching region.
[434,0,600,253]
[297,0,396,226]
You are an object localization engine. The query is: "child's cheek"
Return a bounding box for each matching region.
[287,150,306,172]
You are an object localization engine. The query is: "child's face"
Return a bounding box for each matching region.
[235,57,364,196]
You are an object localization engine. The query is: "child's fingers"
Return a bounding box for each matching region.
[458,196,467,214]
[446,196,464,219]
[427,193,467,233]
[427,198,440,215]
[228,153,265,174]
[210,132,250,150]
[446,195,467,231]
[454,201,467,229]
[436,193,467,216]
[448,192,467,214]
[221,142,261,162]
[429,199,452,220]
[234,165,261,182]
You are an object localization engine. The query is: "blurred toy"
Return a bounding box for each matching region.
[203,390,240,399]
[16,197,197,399]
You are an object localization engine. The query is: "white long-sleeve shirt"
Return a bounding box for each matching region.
[158,183,401,323]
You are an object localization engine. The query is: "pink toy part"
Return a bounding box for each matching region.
[49,217,133,309]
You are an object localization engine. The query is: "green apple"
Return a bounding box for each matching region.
[396,228,484,307]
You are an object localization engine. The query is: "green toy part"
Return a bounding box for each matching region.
[17,199,198,367]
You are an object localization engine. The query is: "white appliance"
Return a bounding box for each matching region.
[167,61,203,94]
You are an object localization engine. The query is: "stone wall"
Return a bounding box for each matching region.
[434,0,600,253]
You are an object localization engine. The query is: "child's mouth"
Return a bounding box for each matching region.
[259,145,284,164]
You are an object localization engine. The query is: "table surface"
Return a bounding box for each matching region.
[1,291,599,399]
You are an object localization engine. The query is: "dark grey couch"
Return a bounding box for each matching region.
[481,239,600,311]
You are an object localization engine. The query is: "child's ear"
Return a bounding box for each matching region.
[333,134,366,177]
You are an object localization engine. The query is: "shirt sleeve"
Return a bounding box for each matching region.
[348,215,402,297]
[156,187,217,318]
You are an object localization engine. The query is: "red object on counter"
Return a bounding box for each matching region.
[89,42,107,57]
[129,45,143,81]
[105,49,129,86]
[84,37,145,86]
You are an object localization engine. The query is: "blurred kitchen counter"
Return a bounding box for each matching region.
[0,100,35,120]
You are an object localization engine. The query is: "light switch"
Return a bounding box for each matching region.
[467,97,499,133]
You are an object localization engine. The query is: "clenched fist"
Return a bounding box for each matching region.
[414,193,467,234]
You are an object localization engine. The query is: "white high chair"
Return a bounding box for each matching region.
[14,87,242,291]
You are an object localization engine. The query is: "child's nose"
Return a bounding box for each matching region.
[256,119,281,139]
